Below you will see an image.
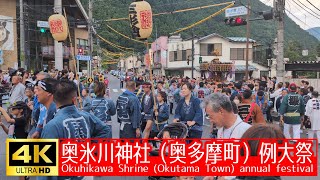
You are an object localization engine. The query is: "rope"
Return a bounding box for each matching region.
[104,1,235,22]
[105,24,152,44]
[102,48,124,56]
[96,34,134,51]
[170,2,235,35]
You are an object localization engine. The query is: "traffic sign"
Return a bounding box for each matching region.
[225,6,248,17]
[37,21,49,28]
[87,77,93,84]
[76,55,91,61]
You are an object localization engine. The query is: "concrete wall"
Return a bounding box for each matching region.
[0,0,17,70]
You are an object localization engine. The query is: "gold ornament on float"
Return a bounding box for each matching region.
[48,14,69,42]
[129,0,153,40]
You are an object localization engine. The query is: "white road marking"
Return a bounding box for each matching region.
[113,89,118,93]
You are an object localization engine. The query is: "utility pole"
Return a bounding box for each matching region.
[275,0,285,82]
[19,0,25,69]
[54,0,63,70]
[88,0,93,78]
[245,0,251,81]
[191,29,195,79]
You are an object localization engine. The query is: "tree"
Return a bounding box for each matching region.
[317,43,320,57]
[285,41,302,61]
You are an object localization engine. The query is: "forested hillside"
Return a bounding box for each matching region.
[81,0,319,61]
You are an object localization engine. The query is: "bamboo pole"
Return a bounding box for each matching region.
[63,8,82,109]
[146,41,159,131]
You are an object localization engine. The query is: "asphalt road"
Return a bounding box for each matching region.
[0,74,319,180]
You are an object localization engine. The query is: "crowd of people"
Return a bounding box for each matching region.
[0,67,319,180]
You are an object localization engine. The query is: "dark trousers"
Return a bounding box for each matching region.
[119,124,136,138]
[170,102,173,114]
[266,108,272,123]
[188,130,203,138]
[141,121,147,133]
[120,81,124,89]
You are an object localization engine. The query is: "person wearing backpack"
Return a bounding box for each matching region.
[237,89,266,125]
[91,82,116,138]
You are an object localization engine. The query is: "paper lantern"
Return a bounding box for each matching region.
[48,14,68,42]
[129,0,153,40]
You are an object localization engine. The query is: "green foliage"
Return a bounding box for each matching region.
[81,0,319,59]
[317,43,320,57]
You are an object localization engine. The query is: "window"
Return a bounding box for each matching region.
[182,50,187,61]
[200,43,222,56]
[230,48,252,60]
[174,51,178,61]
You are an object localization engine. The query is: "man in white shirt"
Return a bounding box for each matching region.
[270,82,283,112]
[9,70,26,105]
[203,93,251,180]
[305,91,320,143]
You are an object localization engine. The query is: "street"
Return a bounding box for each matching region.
[0,74,319,179]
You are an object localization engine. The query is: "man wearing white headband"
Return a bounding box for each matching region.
[8,69,26,105]
[31,78,58,139]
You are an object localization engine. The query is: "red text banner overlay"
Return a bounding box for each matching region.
[58,139,318,176]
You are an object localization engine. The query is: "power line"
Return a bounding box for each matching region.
[291,0,320,20]
[105,1,234,22]
[285,8,320,37]
[306,0,320,13]
[296,0,320,17]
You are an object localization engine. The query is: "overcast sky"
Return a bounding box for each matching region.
[261,0,320,30]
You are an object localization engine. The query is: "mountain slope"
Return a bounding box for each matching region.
[80,0,319,60]
[307,27,320,40]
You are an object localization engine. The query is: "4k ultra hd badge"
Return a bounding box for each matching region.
[6,139,58,176]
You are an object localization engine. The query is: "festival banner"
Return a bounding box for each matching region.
[6,139,318,177]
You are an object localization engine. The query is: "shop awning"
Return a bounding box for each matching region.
[235,65,257,71]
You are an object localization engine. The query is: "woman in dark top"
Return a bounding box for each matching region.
[0,101,30,139]
[173,82,203,138]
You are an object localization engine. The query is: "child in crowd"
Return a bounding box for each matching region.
[150,91,170,147]
[81,88,91,113]
[24,87,34,111]
[0,101,31,139]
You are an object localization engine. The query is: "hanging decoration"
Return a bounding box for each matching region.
[129,0,153,40]
[48,14,68,42]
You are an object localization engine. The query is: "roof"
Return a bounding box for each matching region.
[197,33,229,42]
[235,65,257,71]
[196,33,255,43]
[227,37,255,43]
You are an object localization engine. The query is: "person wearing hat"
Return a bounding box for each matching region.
[9,69,26,105]
[305,91,320,143]
[0,101,31,139]
[279,83,305,140]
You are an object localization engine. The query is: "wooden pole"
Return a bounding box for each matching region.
[245,0,251,81]
[146,41,159,129]
[63,8,82,109]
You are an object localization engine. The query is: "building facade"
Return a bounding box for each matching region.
[0,0,89,72]
[166,33,268,81]
[151,36,168,76]
[0,0,18,70]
